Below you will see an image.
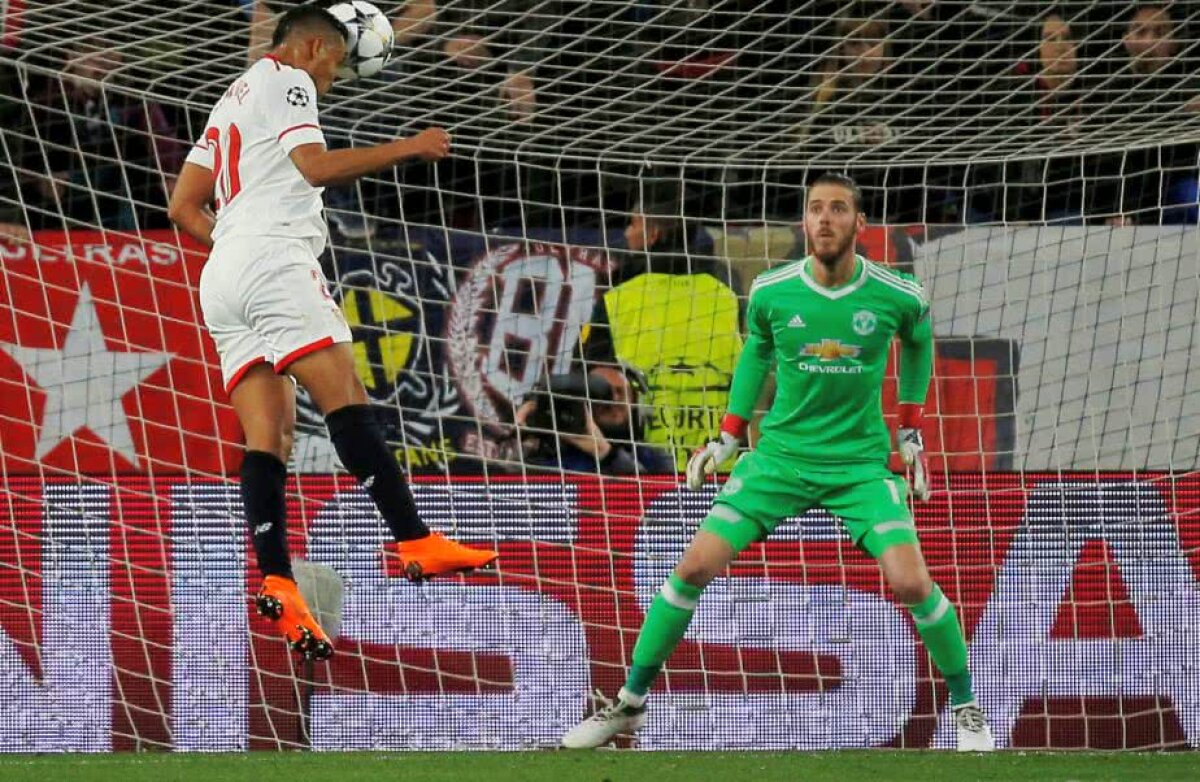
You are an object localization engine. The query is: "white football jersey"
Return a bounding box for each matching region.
[185,55,328,248]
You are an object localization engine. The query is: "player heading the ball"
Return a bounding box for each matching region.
[561,173,995,752]
[168,2,497,662]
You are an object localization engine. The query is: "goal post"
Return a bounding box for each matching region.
[0,0,1199,752]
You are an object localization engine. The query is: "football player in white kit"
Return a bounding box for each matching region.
[168,3,497,660]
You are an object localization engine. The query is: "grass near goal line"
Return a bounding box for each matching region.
[0,751,1192,782]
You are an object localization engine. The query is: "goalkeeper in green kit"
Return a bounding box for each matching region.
[562,173,994,752]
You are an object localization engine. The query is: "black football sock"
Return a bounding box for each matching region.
[325,404,429,542]
[240,450,292,580]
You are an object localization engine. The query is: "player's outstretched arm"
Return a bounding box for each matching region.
[288,127,451,188]
[167,162,217,248]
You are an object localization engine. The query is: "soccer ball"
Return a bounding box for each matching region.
[325,0,394,80]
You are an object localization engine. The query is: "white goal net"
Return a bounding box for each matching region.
[1,0,1199,752]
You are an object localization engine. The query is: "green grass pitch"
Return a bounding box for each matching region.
[0,751,1194,782]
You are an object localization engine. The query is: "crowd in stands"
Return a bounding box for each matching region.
[2,1,1197,234]
[1,44,187,237]
[269,0,1200,228]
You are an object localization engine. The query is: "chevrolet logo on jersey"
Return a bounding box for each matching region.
[801,339,861,362]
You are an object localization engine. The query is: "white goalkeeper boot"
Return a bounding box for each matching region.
[561,688,647,749]
[953,700,996,752]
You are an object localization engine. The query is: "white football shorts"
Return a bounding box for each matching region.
[199,235,351,394]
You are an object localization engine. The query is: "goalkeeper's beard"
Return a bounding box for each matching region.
[811,231,858,269]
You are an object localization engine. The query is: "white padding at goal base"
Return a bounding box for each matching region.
[293,558,345,640]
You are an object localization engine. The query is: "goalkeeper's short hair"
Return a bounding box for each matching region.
[810,172,864,213]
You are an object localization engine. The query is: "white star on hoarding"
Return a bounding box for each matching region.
[1,284,173,466]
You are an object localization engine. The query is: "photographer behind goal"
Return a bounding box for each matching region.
[513,366,673,475]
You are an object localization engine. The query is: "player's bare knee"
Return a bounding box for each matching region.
[244,428,275,456]
[278,426,295,462]
[889,572,933,606]
[674,552,722,589]
[242,414,291,462]
[287,344,369,413]
[674,530,735,588]
[672,562,715,589]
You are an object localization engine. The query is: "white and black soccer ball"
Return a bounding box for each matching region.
[325,0,394,80]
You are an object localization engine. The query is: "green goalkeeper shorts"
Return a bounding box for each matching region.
[700,450,918,560]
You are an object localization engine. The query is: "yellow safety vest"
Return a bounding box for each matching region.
[604,273,742,471]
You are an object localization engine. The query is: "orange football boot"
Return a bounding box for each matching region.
[394,532,498,581]
[255,574,334,661]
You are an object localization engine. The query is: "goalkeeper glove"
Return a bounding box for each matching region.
[685,414,746,490]
[896,403,931,501]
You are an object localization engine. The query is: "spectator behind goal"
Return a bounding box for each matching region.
[1111,2,1200,224]
[13,43,184,231]
[510,366,674,476]
[1007,10,1091,223]
[246,1,547,123]
[800,11,906,151]
[582,187,742,473]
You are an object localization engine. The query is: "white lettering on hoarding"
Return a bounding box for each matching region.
[170,485,248,751]
[0,243,46,263]
[932,482,1200,748]
[0,241,181,265]
[483,254,596,404]
[0,485,111,751]
[411,483,579,545]
[83,242,180,266]
[304,489,589,749]
[0,480,1197,751]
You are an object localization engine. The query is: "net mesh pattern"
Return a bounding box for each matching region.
[6,1,1200,166]
[1,0,1200,754]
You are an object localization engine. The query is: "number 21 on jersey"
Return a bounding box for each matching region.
[204,124,242,210]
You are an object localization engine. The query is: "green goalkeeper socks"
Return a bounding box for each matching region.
[623,574,976,707]
[624,573,703,698]
[909,582,975,706]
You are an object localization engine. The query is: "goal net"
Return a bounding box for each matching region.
[1,0,1199,752]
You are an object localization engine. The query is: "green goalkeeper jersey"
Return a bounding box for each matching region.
[727,255,933,467]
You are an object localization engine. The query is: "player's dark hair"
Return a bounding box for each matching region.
[271,3,349,48]
[633,181,688,251]
[809,172,864,213]
[1128,2,1175,23]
